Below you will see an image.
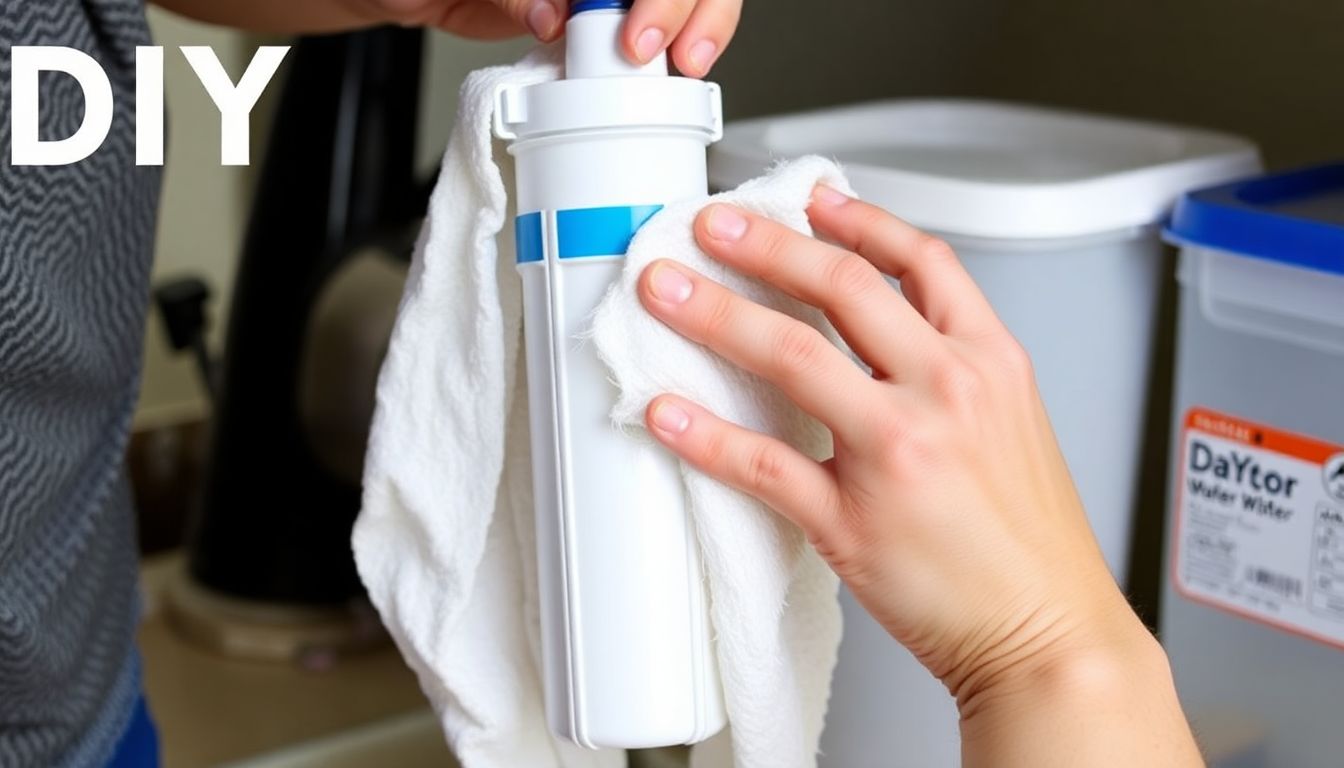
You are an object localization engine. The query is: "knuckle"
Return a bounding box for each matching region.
[813,498,884,584]
[809,530,859,578]
[745,443,789,493]
[930,355,985,411]
[997,338,1037,386]
[770,324,825,378]
[848,205,892,251]
[753,223,795,263]
[826,254,882,302]
[697,288,737,339]
[916,234,958,265]
[696,428,728,469]
[871,415,939,476]
[751,233,806,287]
[493,0,537,18]
[868,414,908,464]
[869,412,909,450]
[860,403,946,476]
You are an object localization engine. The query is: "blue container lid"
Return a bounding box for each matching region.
[570,0,633,15]
[1166,162,1344,277]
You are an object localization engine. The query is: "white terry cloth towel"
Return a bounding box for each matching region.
[589,154,849,768]
[353,43,847,768]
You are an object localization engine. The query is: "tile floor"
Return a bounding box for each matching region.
[138,553,689,767]
[138,553,449,767]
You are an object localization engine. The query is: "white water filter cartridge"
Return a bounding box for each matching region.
[493,0,727,750]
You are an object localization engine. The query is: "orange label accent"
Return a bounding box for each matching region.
[1186,408,1339,466]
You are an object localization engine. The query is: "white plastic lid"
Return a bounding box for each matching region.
[495,77,722,144]
[709,99,1260,240]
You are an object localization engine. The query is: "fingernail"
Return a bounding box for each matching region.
[687,39,719,75]
[813,185,851,207]
[527,1,559,40]
[635,27,666,63]
[652,401,692,435]
[705,206,749,242]
[649,263,694,304]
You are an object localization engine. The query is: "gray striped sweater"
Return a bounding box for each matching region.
[1,1,162,766]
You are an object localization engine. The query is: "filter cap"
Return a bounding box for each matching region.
[570,0,633,15]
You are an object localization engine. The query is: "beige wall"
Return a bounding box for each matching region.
[973,0,1344,169]
[712,0,1000,119]
[714,0,1341,169]
[136,10,254,429]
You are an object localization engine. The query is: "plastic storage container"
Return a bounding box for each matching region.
[709,99,1259,767]
[1161,163,1344,768]
[494,1,726,750]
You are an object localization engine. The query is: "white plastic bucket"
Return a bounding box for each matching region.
[710,99,1259,767]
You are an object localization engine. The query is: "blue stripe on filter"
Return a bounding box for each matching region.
[556,205,664,260]
[516,211,544,264]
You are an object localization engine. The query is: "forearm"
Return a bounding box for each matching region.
[959,621,1205,768]
[148,0,379,34]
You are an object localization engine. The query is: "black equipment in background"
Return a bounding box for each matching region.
[187,28,429,609]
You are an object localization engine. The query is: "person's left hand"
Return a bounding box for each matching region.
[355,0,741,77]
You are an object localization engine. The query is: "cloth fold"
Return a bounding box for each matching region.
[354,48,847,768]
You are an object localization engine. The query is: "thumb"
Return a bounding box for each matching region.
[492,0,568,41]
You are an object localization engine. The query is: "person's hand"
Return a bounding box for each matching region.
[636,188,1202,765]
[356,0,741,77]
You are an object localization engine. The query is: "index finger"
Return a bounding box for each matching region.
[638,259,880,442]
[807,186,1003,339]
[693,204,943,381]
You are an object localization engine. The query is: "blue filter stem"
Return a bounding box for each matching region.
[570,0,633,16]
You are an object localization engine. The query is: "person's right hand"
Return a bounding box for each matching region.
[359,0,741,77]
[637,188,1203,766]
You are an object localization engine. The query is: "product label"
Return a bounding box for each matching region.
[1174,408,1344,648]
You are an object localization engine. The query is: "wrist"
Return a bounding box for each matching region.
[956,621,1202,768]
[960,622,1163,718]
[948,580,1161,722]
